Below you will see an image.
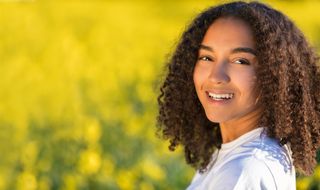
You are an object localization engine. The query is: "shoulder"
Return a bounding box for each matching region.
[210,135,296,189]
[246,133,295,175]
[209,155,277,189]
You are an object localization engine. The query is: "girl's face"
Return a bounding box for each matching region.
[193,17,260,123]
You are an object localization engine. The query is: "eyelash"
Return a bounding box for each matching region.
[198,56,250,65]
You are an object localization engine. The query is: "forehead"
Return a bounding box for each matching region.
[201,17,256,49]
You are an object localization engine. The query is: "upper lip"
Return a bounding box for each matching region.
[205,90,234,94]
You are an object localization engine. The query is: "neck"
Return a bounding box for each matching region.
[219,107,262,144]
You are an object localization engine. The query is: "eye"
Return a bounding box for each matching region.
[198,56,213,61]
[234,58,250,65]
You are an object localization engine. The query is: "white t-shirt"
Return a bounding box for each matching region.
[186,127,296,190]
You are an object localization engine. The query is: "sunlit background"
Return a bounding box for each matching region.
[0,0,319,189]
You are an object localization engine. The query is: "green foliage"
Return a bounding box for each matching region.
[0,1,319,190]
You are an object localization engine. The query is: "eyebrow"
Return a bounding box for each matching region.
[199,44,257,56]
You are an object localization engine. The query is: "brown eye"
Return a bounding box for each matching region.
[198,56,212,61]
[234,59,250,65]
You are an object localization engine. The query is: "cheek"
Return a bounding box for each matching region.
[193,65,204,91]
[232,69,257,99]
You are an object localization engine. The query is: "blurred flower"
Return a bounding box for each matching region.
[141,158,165,181]
[21,141,38,170]
[297,177,312,190]
[125,117,143,137]
[136,81,153,103]
[0,172,7,190]
[84,117,101,144]
[116,169,136,190]
[62,174,77,190]
[16,171,37,190]
[78,149,102,175]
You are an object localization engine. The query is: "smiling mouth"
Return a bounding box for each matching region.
[207,92,234,101]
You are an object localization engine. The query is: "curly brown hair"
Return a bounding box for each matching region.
[157,1,320,176]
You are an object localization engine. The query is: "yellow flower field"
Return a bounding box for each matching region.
[0,0,319,189]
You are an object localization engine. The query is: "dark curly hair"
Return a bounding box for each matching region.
[157,1,320,176]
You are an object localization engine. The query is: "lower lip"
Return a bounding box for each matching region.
[206,95,233,105]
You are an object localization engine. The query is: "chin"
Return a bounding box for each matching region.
[205,113,228,123]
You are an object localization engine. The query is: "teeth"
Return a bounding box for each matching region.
[208,92,234,100]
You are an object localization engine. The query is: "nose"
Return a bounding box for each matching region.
[208,60,230,84]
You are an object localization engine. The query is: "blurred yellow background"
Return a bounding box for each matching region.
[0,0,319,190]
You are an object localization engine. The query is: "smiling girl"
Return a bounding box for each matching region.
[157,1,320,189]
